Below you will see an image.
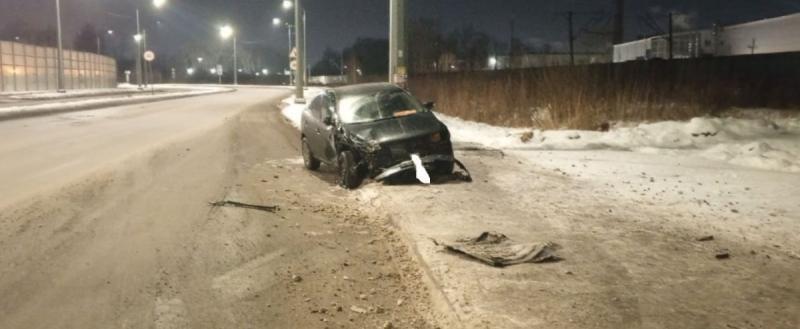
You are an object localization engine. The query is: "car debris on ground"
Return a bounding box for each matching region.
[433,232,561,267]
[208,200,279,213]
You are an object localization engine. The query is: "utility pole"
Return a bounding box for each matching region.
[568,11,575,66]
[389,0,406,85]
[55,0,65,91]
[136,9,143,89]
[143,30,149,86]
[233,36,238,85]
[303,11,308,88]
[668,12,674,60]
[613,0,625,45]
[294,0,305,103]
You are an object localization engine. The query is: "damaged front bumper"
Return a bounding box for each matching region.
[374,154,452,181]
[374,154,472,182]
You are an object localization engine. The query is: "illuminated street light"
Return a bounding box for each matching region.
[197,57,203,63]
[186,68,195,75]
[282,0,293,10]
[133,34,143,42]
[262,69,269,75]
[219,25,233,39]
[272,17,282,26]
[153,0,167,9]
[107,30,114,35]
[210,68,217,74]
[219,25,238,85]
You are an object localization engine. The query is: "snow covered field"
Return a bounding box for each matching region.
[440,113,800,173]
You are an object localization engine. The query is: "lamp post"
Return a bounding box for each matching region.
[55,0,65,92]
[220,25,237,85]
[293,0,305,102]
[273,17,294,86]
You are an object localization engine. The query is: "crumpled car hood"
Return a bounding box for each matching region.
[343,112,443,145]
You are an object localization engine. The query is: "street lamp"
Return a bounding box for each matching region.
[55,0,65,91]
[107,30,114,35]
[186,68,195,75]
[197,57,203,63]
[282,0,293,10]
[489,56,498,70]
[272,17,282,26]
[153,0,167,8]
[219,25,237,85]
[133,34,142,42]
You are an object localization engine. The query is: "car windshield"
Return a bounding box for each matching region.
[338,90,427,124]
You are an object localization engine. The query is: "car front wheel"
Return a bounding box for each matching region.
[302,137,320,170]
[337,150,363,189]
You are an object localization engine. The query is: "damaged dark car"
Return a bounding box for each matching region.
[300,83,459,189]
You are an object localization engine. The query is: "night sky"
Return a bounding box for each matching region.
[2,0,799,65]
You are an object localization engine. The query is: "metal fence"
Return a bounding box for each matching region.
[0,41,117,92]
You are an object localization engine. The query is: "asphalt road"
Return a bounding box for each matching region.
[0,88,273,209]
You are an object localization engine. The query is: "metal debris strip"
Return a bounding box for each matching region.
[208,200,279,213]
[433,232,561,267]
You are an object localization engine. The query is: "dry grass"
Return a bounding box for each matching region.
[409,53,800,130]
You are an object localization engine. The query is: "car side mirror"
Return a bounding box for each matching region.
[423,101,436,110]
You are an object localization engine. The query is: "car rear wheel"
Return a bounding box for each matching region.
[302,137,320,170]
[337,150,363,189]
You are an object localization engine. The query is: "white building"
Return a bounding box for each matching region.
[613,12,800,63]
[716,12,800,56]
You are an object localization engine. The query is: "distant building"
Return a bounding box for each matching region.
[490,53,611,70]
[613,12,800,63]
[717,12,800,56]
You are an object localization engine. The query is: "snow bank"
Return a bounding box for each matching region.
[277,90,800,173]
[0,85,231,119]
[280,89,322,129]
[437,113,800,173]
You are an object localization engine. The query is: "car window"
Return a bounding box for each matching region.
[338,90,427,124]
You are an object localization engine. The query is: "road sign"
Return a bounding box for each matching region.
[216,64,223,76]
[143,50,155,62]
[289,47,298,59]
[290,60,298,71]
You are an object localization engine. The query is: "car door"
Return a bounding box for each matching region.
[303,95,325,158]
[318,94,338,162]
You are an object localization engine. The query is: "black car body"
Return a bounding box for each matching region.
[300,83,455,188]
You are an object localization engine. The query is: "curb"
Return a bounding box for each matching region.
[0,88,236,121]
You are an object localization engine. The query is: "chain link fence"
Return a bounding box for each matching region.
[0,41,117,92]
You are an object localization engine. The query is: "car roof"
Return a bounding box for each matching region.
[331,83,403,98]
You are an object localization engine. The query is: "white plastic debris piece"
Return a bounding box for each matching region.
[411,154,431,184]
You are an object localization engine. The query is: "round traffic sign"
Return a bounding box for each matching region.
[143,50,155,62]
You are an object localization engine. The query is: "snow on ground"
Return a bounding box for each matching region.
[437,113,800,173]
[2,84,169,100]
[0,85,231,119]
[280,89,322,128]
[278,90,800,173]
